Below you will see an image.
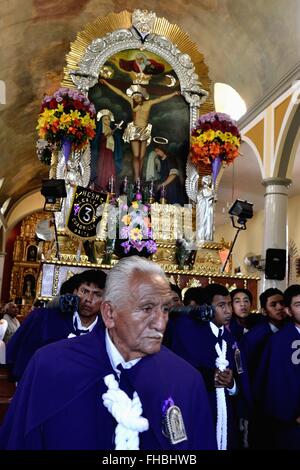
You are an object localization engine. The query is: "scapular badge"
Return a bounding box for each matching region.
[162,405,188,445]
[234,347,244,374]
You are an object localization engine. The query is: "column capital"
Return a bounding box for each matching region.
[262,177,292,188]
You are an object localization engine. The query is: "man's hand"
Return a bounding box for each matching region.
[214,368,234,388]
[296,416,300,425]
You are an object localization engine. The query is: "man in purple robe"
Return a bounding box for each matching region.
[256,284,300,449]
[241,288,287,381]
[6,269,106,380]
[241,288,287,448]
[228,288,264,341]
[167,283,251,449]
[0,257,216,450]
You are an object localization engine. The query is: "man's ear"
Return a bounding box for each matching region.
[101,301,115,328]
[285,306,292,318]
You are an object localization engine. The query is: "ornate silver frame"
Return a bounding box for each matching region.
[69,10,208,130]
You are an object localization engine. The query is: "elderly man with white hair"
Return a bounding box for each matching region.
[2,302,20,344]
[0,257,216,450]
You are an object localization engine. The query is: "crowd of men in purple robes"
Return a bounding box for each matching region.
[0,257,299,451]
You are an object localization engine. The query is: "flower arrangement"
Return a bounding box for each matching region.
[36,87,96,153]
[118,193,157,255]
[190,112,241,168]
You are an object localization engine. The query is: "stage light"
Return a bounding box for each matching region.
[228,199,253,226]
[41,179,67,212]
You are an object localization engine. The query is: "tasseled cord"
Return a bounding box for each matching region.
[215,340,229,450]
[102,374,149,450]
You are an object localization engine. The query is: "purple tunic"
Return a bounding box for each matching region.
[257,322,300,449]
[0,324,216,450]
[167,317,252,449]
[240,319,274,382]
[6,308,75,380]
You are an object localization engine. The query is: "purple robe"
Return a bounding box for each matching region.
[240,319,274,382]
[228,314,265,342]
[0,324,216,450]
[257,322,300,449]
[6,308,75,380]
[167,316,252,449]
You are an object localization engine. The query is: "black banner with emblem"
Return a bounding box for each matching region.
[67,186,107,240]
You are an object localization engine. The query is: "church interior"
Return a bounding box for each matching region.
[0,0,299,453]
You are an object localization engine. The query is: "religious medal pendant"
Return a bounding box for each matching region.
[162,405,188,445]
[234,347,244,374]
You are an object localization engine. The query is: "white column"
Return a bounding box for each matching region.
[262,177,291,291]
[0,251,6,300]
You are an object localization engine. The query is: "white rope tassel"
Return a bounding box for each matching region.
[215,339,229,450]
[102,374,149,450]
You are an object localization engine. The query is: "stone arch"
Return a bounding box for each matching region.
[2,190,44,252]
[273,100,300,179]
[241,135,264,178]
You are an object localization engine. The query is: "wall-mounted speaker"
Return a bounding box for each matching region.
[265,248,286,280]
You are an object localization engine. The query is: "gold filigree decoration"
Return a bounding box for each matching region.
[62,10,213,113]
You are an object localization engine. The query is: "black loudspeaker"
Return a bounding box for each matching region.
[265,248,286,280]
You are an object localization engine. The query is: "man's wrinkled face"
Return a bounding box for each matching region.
[74,283,103,319]
[102,273,172,361]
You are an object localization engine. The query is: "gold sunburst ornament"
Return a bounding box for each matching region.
[62,9,213,114]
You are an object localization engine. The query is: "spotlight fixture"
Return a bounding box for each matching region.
[228,199,253,227]
[41,179,67,212]
[221,199,254,273]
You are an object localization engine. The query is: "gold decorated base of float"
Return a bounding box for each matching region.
[50,233,226,276]
[193,241,224,274]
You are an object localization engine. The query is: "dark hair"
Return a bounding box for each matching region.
[259,288,283,309]
[283,284,300,308]
[183,287,205,306]
[230,288,253,305]
[76,269,107,290]
[204,284,230,305]
[59,273,82,295]
[170,283,182,299]
[33,299,45,308]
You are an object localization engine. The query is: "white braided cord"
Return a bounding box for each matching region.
[215,339,229,450]
[102,374,149,450]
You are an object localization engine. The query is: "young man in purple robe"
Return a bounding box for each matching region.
[241,288,286,381]
[241,287,287,448]
[229,288,264,341]
[0,257,216,450]
[256,284,300,449]
[6,269,106,381]
[167,283,251,449]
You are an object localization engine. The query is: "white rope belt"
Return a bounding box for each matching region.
[215,340,229,450]
[102,374,149,450]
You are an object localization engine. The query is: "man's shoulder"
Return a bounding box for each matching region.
[244,318,269,339]
[34,324,105,364]
[270,321,298,346]
[33,335,79,367]
[158,346,205,384]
